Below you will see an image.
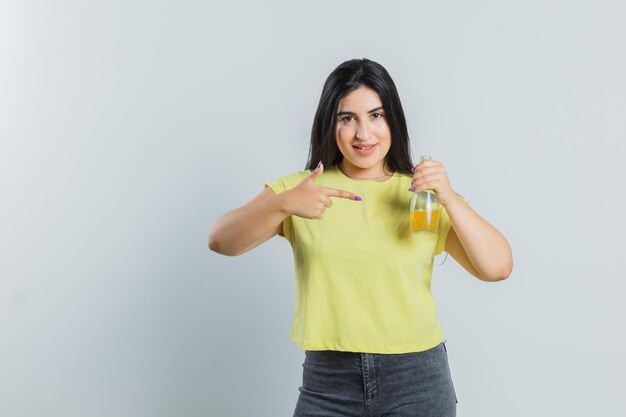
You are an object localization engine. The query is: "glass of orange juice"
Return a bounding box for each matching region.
[410,155,441,233]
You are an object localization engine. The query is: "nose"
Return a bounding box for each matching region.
[356,120,372,141]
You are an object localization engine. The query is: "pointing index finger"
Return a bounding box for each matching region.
[325,187,362,201]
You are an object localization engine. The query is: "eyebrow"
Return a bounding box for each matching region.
[336,106,384,117]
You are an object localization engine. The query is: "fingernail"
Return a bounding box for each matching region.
[316,161,322,170]
[409,187,415,192]
[355,195,362,201]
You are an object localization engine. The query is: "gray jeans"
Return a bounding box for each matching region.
[293,341,458,417]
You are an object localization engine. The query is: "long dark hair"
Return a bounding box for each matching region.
[305,58,414,176]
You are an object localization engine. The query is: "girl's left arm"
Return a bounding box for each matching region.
[442,196,513,281]
[411,159,513,282]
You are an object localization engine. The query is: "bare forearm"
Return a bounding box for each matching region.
[209,193,289,256]
[444,195,513,280]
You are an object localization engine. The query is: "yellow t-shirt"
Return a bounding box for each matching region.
[264,166,469,354]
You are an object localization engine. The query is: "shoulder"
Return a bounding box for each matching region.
[270,169,311,186]
[264,169,311,193]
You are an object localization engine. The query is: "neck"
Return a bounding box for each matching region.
[338,162,392,180]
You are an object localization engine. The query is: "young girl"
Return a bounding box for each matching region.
[209,58,513,417]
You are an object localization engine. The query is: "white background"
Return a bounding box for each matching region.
[1,1,625,416]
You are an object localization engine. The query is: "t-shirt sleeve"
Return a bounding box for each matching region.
[264,176,294,244]
[434,193,470,256]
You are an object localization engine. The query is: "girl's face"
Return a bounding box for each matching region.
[335,86,392,176]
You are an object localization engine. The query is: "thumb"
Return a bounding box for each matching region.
[308,161,324,181]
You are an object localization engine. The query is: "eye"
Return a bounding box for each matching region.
[341,115,354,122]
[372,112,383,119]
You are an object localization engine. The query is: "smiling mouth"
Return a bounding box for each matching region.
[352,144,378,156]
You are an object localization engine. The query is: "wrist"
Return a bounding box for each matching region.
[275,190,293,216]
[441,192,464,210]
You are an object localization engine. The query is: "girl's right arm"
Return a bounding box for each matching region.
[208,186,289,256]
[208,163,359,256]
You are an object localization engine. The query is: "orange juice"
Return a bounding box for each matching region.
[410,209,440,233]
